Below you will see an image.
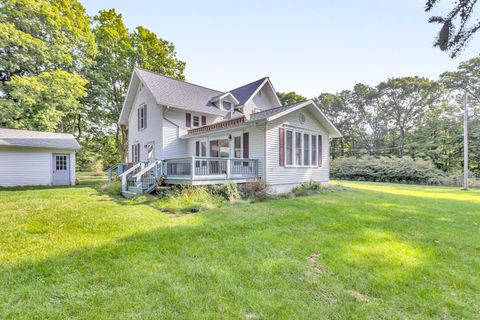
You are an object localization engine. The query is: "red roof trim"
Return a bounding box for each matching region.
[187,116,246,135]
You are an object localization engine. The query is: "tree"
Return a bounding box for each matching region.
[0,0,96,132]
[440,56,480,103]
[425,0,480,57]
[131,26,186,80]
[277,91,306,105]
[316,91,357,158]
[377,77,440,157]
[85,10,185,163]
[85,9,134,164]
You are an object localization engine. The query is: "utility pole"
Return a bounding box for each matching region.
[463,93,469,190]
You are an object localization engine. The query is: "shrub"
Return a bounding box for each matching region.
[292,181,325,196]
[331,156,447,185]
[440,174,480,188]
[245,178,271,201]
[154,186,225,213]
[207,181,240,202]
[91,160,104,176]
[100,181,122,196]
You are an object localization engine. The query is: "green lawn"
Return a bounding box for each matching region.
[0,175,479,319]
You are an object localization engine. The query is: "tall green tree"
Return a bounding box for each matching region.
[0,0,96,132]
[277,91,306,105]
[440,56,480,102]
[85,9,185,163]
[377,77,440,157]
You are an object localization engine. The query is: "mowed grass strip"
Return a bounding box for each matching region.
[0,175,479,319]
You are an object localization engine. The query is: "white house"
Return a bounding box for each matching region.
[115,68,341,196]
[0,128,79,187]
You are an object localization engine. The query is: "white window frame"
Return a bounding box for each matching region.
[138,104,146,130]
[193,115,200,127]
[222,100,232,111]
[132,143,140,163]
[233,134,243,159]
[284,127,319,168]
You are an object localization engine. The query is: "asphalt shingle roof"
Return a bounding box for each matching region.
[229,77,267,105]
[0,128,81,150]
[135,68,228,116]
[249,101,306,121]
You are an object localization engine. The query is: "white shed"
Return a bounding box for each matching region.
[0,128,80,187]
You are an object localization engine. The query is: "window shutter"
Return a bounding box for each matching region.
[201,115,206,126]
[195,141,200,156]
[243,132,249,158]
[318,135,323,167]
[144,105,147,129]
[279,127,285,166]
[137,143,141,162]
[186,113,191,127]
[137,108,140,130]
[131,144,134,162]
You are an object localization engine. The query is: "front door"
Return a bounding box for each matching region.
[52,154,70,186]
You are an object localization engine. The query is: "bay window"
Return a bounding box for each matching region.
[303,134,310,166]
[295,132,302,165]
[311,135,317,166]
[286,130,293,165]
[283,128,320,167]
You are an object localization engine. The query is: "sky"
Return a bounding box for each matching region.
[80,0,479,98]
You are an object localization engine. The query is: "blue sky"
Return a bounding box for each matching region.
[81,0,479,98]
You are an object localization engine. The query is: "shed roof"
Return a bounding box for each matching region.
[0,128,81,150]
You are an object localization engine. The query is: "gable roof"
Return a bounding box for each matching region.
[229,77,268,105]
[183,100,342,138]
[0,128,81,150]
[135,68,227,115]
[119,69,283,124]
[249,101,305,121]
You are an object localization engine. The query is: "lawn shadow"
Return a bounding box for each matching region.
[1,184,479,318]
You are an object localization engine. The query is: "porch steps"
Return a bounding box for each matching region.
[121,190,138,198]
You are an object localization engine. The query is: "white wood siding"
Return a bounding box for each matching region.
[243,86,279,116]
[127,84,163,161]
[265,109,330,192]
[162,109,220,159]
[0,147,76,187]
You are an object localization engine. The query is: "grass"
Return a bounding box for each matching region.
[0,174,479,319]
[153,186,228,213]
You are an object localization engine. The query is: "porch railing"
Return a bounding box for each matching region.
[113,157,259,195]
[164,157,258,180]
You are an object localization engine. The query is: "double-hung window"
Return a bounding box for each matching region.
[138,105,146,130]
[132,143,140,163]
[295,132,302,166]
[285,130,293,165]
[193,115,200,127]
[303,134,310,166]
[311,135,317,165]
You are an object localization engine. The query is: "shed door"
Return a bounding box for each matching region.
[52,154,70,186]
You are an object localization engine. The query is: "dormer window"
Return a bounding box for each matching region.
[222,101,232,110]
[193,115,200,127]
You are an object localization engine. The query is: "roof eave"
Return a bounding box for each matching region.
[267,100,342,138]
[180,119,266,139]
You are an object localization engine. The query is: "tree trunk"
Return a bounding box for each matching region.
[115,124,128,163]
[398,127,405,157]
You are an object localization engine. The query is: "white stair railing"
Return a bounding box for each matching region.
[133,160,162,192]
[119,162,142,192]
